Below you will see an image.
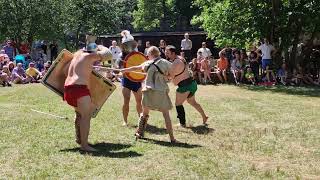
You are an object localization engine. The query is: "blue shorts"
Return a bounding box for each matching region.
[262,59,272,70]
[121,77,141,92]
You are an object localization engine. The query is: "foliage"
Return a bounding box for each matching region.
[192,0,320,51]
[0,0,135,49]
[133,0,198,31]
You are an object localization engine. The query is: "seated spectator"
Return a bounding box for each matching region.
[200,57,211,84]
[216,50,229,83]
[41,62,50,76]
[262,64,276,83]
[26,62,42,82]
[290,68,302,86]
[297,64,317,86]
[11,63,31,84]
[245,67,256,85]
[231,50,244,85]
[8,62,15,73]
[277,63,288,85]
[189,58,198,80]
[0,51,10,68]
[0,66,12,87]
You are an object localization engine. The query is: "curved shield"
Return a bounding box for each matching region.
[123,52,147,82]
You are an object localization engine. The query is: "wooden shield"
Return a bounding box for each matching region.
[123,52,147,82]
[41,49,116,118]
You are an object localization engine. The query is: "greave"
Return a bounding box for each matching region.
[136,114,149,138]
[176,105,186,125]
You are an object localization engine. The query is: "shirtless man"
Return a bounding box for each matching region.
[64,40,112,151]
[165,45,208,127]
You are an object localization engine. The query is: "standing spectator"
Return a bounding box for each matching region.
[109,40,122,68]
[197,42,212,59]
[195,52,203,83]
[40,40,48,55]
[2,40,16,61]
[159,39,167,59]
[49,41,59,62]
[181,33,192,62]
[248,51,260,82]
[256,38,276,72]
[216,50,229,83]
[18,41,30,55]
[144,41,151,56]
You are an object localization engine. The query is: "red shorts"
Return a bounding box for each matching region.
[64,84,91,107]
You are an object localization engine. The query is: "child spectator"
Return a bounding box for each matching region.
[0,65,12,87]
[41,62,50,76]
[216,50,229,83]
[195,52,203,83]
[8,62,15,73]
[200,57,211,84]
[189,58,198,80]
[277,63,288,85]
[245,67,256,85]
[231,50,244,85]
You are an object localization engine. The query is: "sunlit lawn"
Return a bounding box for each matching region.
[0,83,319,179]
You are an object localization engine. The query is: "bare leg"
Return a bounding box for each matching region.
[122,87,131,126]
[187,95,208,124]
[217,71,223,83]
[77,96,97,152]
[223,70,228,82]
[74,111,81,144]
[133,88,143,117]
[161,110,176,142]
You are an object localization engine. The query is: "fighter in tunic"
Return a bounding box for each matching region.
[118,46,177,143]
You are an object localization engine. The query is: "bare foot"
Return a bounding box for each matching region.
[203,116,209,125]
[80,145,98,152]
[175,123,186,128]
[170,139,180,144]
[122,122,128,126]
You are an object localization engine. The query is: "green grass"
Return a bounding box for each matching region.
[0,83,320,179]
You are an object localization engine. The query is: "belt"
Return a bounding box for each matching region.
[178,77,193,87]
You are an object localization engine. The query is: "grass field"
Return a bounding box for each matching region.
[0,83,320,179]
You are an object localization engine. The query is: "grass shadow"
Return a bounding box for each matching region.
[187,125,215,135]
[60,142,142,158]
[145,124,167,135]
[140,137,202,148]
[239,85,320,97]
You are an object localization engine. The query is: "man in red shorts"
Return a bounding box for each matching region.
[64,35,112,152]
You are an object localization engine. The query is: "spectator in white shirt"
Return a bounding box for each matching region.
[144,41,151,56]
[256,38,276,70]
[109,40,122,68]
[197,42,212,59]
[181,33,192,62]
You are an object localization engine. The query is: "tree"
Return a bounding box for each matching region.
[192,0,320,67]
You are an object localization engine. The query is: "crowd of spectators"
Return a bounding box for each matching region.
[0,39,55,87]
[1,35,320,88]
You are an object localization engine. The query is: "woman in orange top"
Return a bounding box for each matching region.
[216,50,229,83]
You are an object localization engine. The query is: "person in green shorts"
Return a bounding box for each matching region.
[166,45,208,127]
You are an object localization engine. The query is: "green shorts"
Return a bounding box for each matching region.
[176,80,197,97]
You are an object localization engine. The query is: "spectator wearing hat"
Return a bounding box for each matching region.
[26,62,41,82]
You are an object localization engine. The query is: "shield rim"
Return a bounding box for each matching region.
[123,51,147,82]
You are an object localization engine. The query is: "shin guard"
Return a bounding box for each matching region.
[135,114,149,138]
